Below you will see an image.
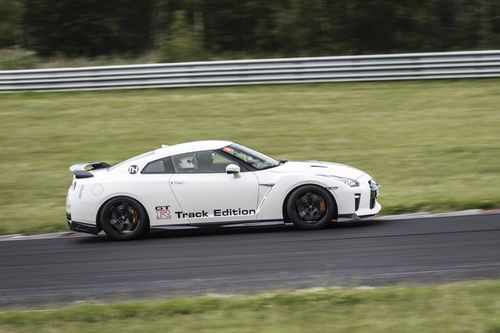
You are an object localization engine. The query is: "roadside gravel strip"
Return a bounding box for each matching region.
[1,210,500,308]
[0,209,498,241]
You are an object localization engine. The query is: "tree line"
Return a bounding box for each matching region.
[2,0,500,62]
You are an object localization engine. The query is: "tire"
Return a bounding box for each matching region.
[99,196,148,240]
[285,185,337,230]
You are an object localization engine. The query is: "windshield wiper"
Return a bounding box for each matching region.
[278,160,288,165]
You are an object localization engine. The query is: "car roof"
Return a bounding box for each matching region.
[159,140,233,157]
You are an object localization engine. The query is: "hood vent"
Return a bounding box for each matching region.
[310,165,328,168]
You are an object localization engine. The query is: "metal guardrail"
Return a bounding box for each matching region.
[1,50,500,92]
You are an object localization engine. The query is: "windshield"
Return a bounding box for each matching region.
[221,143,280,170]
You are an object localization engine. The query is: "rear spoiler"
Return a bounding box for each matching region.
[69,162,111,179]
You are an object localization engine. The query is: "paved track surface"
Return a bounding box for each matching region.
[1,213,499,308]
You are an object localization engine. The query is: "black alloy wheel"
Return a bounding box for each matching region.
[286,185,336,230]
[100,197,148,240]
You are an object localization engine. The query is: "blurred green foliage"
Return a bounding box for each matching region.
[1,280,500,332]
[158,11,206,62]
[2,0,500,67]
[0,48,39,69]
[22,0,152,57]
[0,0,23,48]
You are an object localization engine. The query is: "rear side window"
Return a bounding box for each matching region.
[141,157,175,174]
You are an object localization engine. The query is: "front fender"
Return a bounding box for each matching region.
[256,174,347,220]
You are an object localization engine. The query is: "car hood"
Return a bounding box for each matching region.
[271,161,365,179]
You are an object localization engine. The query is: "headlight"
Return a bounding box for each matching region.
[369,179,380,195]
[317,174,360,187]
[337,177,360,187]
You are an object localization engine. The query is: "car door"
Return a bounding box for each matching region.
[137,156,186,226]
[169,150,259,224]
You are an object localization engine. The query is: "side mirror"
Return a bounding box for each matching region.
[226,164,240,175]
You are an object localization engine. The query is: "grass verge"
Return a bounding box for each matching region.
[1,80,500,234]
[1,280,500,333]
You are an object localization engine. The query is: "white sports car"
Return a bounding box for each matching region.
[66,141,381,240]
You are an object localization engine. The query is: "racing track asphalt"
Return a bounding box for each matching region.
[1,213,500,308]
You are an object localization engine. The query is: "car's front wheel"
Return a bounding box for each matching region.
[286,185,337,230]
[99,196,148,240]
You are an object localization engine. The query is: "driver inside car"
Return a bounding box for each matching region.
[193,151,214,173]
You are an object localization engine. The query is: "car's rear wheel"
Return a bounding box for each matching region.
[100,197,148,240]
[286,185,336,230]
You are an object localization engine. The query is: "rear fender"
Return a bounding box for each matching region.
[95,195,150,232]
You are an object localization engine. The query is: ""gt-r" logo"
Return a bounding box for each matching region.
[155,206,171,219]
[128,165,139,174]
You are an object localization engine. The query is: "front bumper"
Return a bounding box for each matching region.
[338,213,377,222]
[330,175,381,217]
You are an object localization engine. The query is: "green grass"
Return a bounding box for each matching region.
[1,280,500,333]
[1,80,500,234]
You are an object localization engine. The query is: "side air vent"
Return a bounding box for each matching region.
[354,193,361,211]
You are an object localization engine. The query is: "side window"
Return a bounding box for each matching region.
[141,157,175,174]
[172,152,196,173]
[172,151,236,173]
